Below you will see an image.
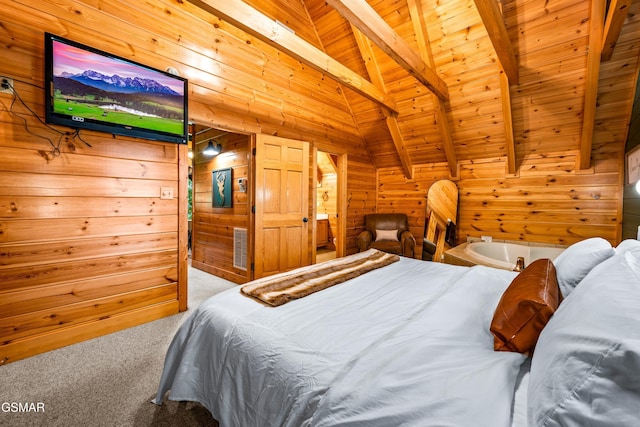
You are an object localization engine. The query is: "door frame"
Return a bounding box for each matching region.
[312,147,347,263]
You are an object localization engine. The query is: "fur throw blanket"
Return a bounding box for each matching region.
[241,249,400,306]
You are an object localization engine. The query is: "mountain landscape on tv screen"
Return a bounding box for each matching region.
[60,70,181,95]
[52,69,185,134]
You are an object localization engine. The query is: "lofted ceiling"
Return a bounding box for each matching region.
[187,0,639,178]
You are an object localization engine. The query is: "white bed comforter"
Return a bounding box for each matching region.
[154,257,526,426]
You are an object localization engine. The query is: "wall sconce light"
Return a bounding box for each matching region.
[635,179,640,195]
[203,141,221,156]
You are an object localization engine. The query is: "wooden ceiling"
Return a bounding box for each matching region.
[187,0,639,178]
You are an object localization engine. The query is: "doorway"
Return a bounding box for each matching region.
[315,149,344,263]
[189,123,253,284]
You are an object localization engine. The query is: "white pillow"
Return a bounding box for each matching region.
[616,238,640,255]
[375,229,398,242]
[552,237,614,298]
[528,251,640,426]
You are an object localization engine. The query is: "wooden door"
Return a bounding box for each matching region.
[254,134,310,278]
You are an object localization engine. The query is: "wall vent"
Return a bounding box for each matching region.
[233,227,248,270]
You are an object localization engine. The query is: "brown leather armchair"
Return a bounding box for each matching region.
[357,213,416,257]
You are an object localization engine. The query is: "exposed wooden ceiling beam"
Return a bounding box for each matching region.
[326,0,449,102]
[351,25,413,179]
[473,0,518,173]
[579,0,606,170]
[317,151,338,175]
[407,0,458,177]
[187,0,398,114]
[328,154,338,172]
[500,70,516,175]
[350,26,386,93]
[385,114,414,179]
[601,0,633,61]
[473,0,519,84]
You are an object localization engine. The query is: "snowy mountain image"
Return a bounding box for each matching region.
[59,70,180,95]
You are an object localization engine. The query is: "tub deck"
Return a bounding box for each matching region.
[444,240,566,271]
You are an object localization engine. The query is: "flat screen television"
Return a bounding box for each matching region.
[44,32,188,144]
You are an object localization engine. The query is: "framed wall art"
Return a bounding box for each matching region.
[212,168,232,208]
[626,144,640,185]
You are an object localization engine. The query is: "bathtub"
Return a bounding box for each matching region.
[445,241,565,270]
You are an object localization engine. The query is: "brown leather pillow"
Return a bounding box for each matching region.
[490,258,563,355]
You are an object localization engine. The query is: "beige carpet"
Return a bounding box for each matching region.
[0,266,235,427]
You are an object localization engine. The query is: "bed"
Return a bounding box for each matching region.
[154,239,640,426]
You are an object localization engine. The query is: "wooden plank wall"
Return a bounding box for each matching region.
[378,145,626,248]
[191,132,252,284]
[455,152,620,245]
[344,153,378,254]
[0,105,185,364]
[0,0,198,365]
[378,149,621,248]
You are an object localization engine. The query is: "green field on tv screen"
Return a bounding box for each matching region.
[53,98,184,135]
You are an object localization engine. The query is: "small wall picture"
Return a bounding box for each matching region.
[627,145,640,185]
[213,168,232,208]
